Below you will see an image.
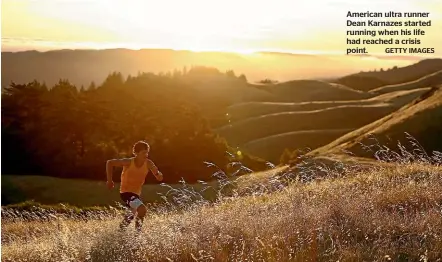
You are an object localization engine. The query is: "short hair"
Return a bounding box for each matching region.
[132,141,150,155]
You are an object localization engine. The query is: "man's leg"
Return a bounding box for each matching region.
[128,196,146,232]
[119,193,137,231]
[134,204,147,232]
[119,209,135,230]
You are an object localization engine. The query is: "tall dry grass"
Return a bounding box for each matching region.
[2,140,442,261]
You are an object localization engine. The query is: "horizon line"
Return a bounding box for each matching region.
[2,38,441,59]
[2,46,441,61]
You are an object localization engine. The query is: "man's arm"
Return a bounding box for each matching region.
[147,159,163,181]
[106,158,131,188]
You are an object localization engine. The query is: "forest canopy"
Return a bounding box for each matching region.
[1,67,268,183]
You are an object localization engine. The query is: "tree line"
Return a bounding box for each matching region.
[1,67,267,184]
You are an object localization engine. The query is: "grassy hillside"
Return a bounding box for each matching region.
[2,157,442,261]
[369,70,442,94]
[227,101,380,122]
[336,58,442,91]
[226,87,430,122]
[217,104,397,146]
[189,75,275,104]
[307,86,442,159]
[242,129,354,163]
[365,87,431,104]
[1,175,220,207]
[334,75,388,92]
[254,80,369,102]
[219,74,437,163]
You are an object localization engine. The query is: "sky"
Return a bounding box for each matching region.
[2,0,442,56]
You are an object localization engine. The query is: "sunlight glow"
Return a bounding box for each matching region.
[2,0,442,55]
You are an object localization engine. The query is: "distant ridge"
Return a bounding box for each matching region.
[369,70,442,94]
[336,58,442,91]
[1,48,427,88]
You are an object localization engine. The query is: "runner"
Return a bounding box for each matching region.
[106,141,163,232]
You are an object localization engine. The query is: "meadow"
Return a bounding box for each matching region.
[1,175,218,208]
[3,58,442,262]
[2,146,442,261]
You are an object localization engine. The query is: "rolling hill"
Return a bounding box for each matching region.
[334,75,388,92]
[253,80,369,102]
[218,69,442,163]
[306,86,442,159]
[369,70,442,94]
[241,129,354,163]
[226,87,431,122]
[216,104,396,146]
[335,58,442,91]
[188,75,275,104]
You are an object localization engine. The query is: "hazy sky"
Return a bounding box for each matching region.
[2,0,442,56]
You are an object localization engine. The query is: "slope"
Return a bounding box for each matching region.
[3,161,442,261]
[216,104,396,146]
[1,175,219,207]
[254,80,369,102]
[241,129,354,163]
[226,87,430,122]
[307,86,442,159]
[369,70,442,94]
[335,58,442,91]
[189,75,275,104]
[219,71,441,164]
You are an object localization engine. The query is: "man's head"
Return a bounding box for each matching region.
[133,141,150,158]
